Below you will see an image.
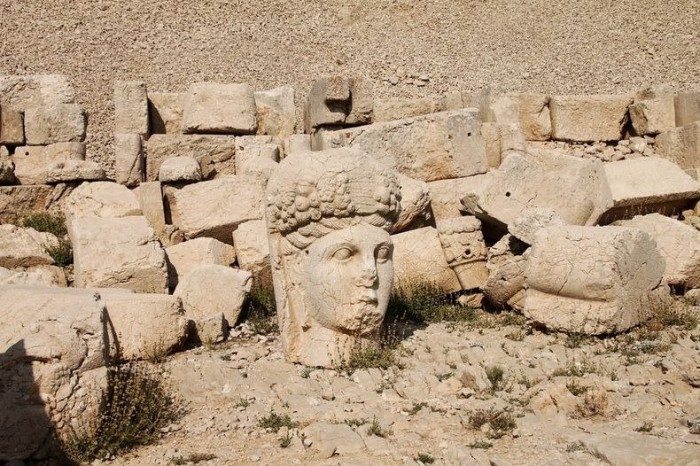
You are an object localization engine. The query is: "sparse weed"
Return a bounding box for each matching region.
[468,408,516,439]
[485,365,505,391]
[437,371,453,382]
[22,211,68,236]
[408,402,428,415]
[45,239,73,266]
[344,418,368,428]
[234,397,250,409]
[415,452,435,464]
[574,389,608,418]
[339,342,398,374]
[566,441,586,453]
[279,432,292,448]
[565,332,590,349]
[635,421,653,433]
[258,411,297,432]
[367,417,392,438]
[469,440,492,449]
[170,453,217,464]
[240,281,279,335]
[552,358,601,378]
[566,380,588,397]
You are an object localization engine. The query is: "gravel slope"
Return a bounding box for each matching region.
[0,0,698,168]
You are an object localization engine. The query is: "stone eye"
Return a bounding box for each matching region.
[332,247,353,261]
[376,245,391,263]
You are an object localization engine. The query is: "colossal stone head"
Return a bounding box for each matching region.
[265,148,401,367]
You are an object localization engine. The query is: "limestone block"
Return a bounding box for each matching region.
[69,216,168,293]
[0,146,14,184]
[629,96,675,135]
[165,237,236,288]
[490,94,520,126]
[484,252,526,308]
[114,133,143,187]
[499,122,526,155]
[145,134,236,181]
[655,122,700,174]
[518,94,551,141]
[480,122,502,169]
[318,109,487,182]
[675,91,700,127]
[284,134,311,155]
[523,225,667,334]
[550,95,633,142]
[436,217,489,290]
[393,173,432,233]
[600,157,700,223]
[231,219,270,284]
[113,81,149,136]
[0,224,59,268]
[12,142,85,185]
[235,142,279,181]
[174,265,252,337]
[148,92,184,134]
[462,151,613,228]
[101,292,187,360]
[373,96,439,122]
[621,214,700,289]
[0,286,111,459]
[63,181,141,222]
[0,185,53,224]
[182,82,257,135]
[427,175,490,221]
[24,103,86,145]
[254,85,295,138]
[345,75,373,125]
[169,175,266,242]
[392,226,461,293]
[304,76,351,132]
[158,156,202,182]
[509,208,566,245]
[137,181,167,240]
[0,265,66,287]
[45,160,105,183]
[0,105,24,145]
[0,75,76,110]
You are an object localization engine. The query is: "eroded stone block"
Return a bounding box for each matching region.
[550,95,633,142]
[114,81,149,136]
[182,82,257,135]
[165,237,236,288]
[254,85,295,138]
[114,133,143,187]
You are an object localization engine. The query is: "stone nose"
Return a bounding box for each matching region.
[354,260,378,288]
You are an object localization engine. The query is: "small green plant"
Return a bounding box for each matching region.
[45,239,73,266]
[635,421,653,433]
[437,371,453,382]
[644,299,698,332]
[408,402,428,415]
[300,366,313,378]
[415,452,435,464]
[170,453,217,464]
[565,332,590,349]
[469,440,492,449]
[565,441,586,453]
[339,343,398,374]
[22,211,68,236]
[468,408,516,439]
[344,418,368,428]
[566,380,588,397]
[552,358,601,378]
[485,365,505,391]
[258,411,298,432]
[367,417,392,438]
[574,389,608,418]
[240,281,279,334]
[234,397,250,409]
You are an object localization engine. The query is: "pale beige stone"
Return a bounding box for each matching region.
[523,225,668,334]
[629,96,676,135]
[165,237,236,288]
[655,122,700,174]
[145,134,236,181]
[519,94,551,141]
[148,92,184,134]
[550,95,633,142]
[169,175,266,242]
[254,85,295,138]
[0,75,76,110]
[0,105,24,145]
[12,142,85,185]
[158,156,203,182]
[304,76,351,132]
[373,97,440,122]
[0,224,59,268]
[675,91,700,127]
[63,181,141,222]
[114,133,143,187]
[114,81,149,136]
[427,175,490,220]
[0,265,66,287]
[499,122,526,155]
[0,185,53,224]
[284,134,311,155]
[70,216,168,293]
[393,174,432,233]
[345,75,373,125]
[182,82,257,135]
[138,181,167,241]
[318,109,487,182]
[46,160,105,183]
[24,103,86,145]
[462,87,494,122]
[509,208,566,245]
[436,217,489,290]
[482,234,528,308]
[235,142,279,181]
[481,122,502,169]
[490,94,520,126]
[232,219,270,284]
[301,422,367,456]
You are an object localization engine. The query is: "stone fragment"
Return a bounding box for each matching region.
[456,364,492,393]
[655,122,700,174]
[284,134,311,155]
[392,226,462,293]
[462,87,494,122]
[69,216,168,293]
[373,97,439,122]
[24,103,86,145]
[12,142,85,185]
[113,81,149,136]
[675,91,700,127]
[0,265,66,287]
[629,96,676,135]
[509,208,566,245]
[480,122,502,168]
[145,134,236,181]
[45,160,105,183]
[0,224,59,268]
[254,85,295,138]
[599,157,700,223]
[621,214,700,289]
[174,265,252,340]
[523,225,668,334]
[304,76,351,132]
[550,95,633,142]
[169,175,266,242]
[63,181,141,222]
[436,217,489,290]
[318,109,487,182]
[232,219,270,284]
[482,234,527,307]
[0,105,24,145]
[182,82,257,135]
[114,133,144,187]
[165,237,236,288]
[158,156,203,182]
[235,142,279,181]
[490,94,520,126]
[137,181,167,241]
[0,185,53,224]
[301,422,366,457]
[518,94,551,141]
[499,122,526,155]
[0,75,76,110]
[427,175,490,220]
[100,292,187,360]
[0,146,14,184]
[393,174,432,233]
[345,75,373,125]
[148,92,184,134]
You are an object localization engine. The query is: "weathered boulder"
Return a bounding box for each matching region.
[373,96,440,122]
[0,224,59,268]
[318,109,487,182]
[137,181,167,241]
[113,81,149,136]
[63,181,141,222]
[234,141,280,181]
[114,133,143,187]
[24,103,86,145]
[12,142,85,185]
[0,265,66,287]
[523,225,668,334]
[393,173,432,233]
[182,82,257,135]
[0,105,24,145]
[436,217,489,290]
[518,93,551,141]
[509,208,566,245]
[165,237,236,288]
[159,156,203,183]
[231,219,270,285]
[304,75,373,132]
[70,216,168,293]
[45,160,105,183]
[284,134,311,155]
[629,95,676,136]
[0,185,53,224]
[675,91,700,127]
[655,122,700,176]
[145,134,236,181]
[550,95,633,142]
[254,85,295,138]
[148,92,184,135]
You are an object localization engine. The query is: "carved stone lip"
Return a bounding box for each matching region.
[356,294,378,304]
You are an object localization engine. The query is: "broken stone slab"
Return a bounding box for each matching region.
[373,96,440,122]
[392,226,462,293]
[70,216,168,293]
[145,134,236,181]
[284,134,311,155]
[0,224,59,268]
[148,92,184,135]
[45,160,105,183]
[137,181,167,242]
[0,265,66,287]
[508,208,566,245]
[24,103,86,145]
[345,75,373,125]
[158,156,203,183]
[427,175,490,221]
[317,109,487,182]
[620,213,700,289]
[165,237,236,288]
[114,133,144,187]
[523,225,668,334]
[436,217,489,290]
[599,157,700,223]
[169,175,266,243]
[675,91,700,127]
[0,105,24,145]
[254,85,295,138]
[100,291,187,360]
[629,96,676,136]
[461,151,613,229]
[63,181,141,223]
[12,142,85,185]
[550,94,633,142]
[0,285,112,460]
[231,219,270,286]
[655,122,700,175]
[393,173,432,233]
[181,82,257,135]
[0,185,53,224]
[481,122,502,168]
[235,142,280,181]
[518,94,551,141]
[113,81,149,136]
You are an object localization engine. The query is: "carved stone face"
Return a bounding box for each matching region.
[297,224,393,335]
